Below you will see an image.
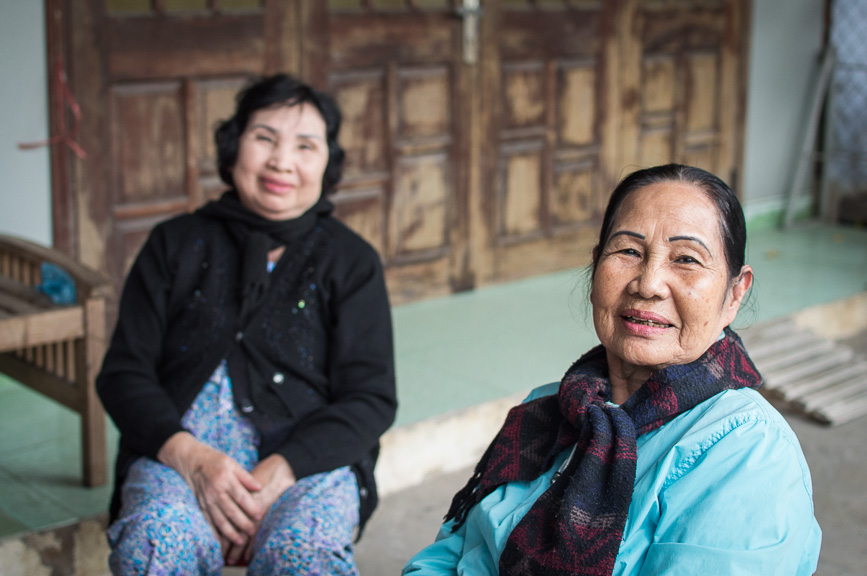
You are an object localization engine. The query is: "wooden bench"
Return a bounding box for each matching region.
[0,234,111,486]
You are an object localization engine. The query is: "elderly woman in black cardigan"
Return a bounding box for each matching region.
[97,75,396,575]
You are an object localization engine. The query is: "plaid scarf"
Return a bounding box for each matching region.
[444,327,762,576]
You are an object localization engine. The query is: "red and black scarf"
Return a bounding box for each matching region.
[445,327,762,576]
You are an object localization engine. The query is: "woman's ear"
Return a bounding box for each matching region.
[724,265,754,324]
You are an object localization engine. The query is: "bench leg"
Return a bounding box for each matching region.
[82,386,108,486]
[79,298,108,487]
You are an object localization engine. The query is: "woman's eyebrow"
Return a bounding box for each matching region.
[249,123,278,135]
[609,230,645,241]
[297,133,325,141]
[669,235,712,254]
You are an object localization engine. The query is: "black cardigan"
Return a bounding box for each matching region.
[97,209,397,524]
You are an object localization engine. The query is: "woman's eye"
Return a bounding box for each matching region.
[255,134,275,144]
[619,248,640,257]
[675,255,699,264]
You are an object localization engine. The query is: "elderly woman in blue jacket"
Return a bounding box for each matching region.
[404,164,821,576]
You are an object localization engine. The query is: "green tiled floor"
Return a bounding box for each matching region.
[1,223,866,539]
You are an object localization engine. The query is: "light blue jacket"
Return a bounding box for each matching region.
[404,385,822,575]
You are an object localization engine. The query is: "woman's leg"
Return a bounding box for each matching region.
[248,466,361,576]
[107,458,223,576]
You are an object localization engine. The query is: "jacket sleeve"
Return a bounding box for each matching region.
[402,520,466,575]
[638,415,822,576]
[96,223,186,459]
[275,240,397,480]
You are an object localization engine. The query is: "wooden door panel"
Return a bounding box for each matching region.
[553,161,597,227]
[328,5,466,303]
[331,71,389,179]
[111,83,187,210]
[502,63,547,131]
[392,154,450,259]
[498,142,544,240]
[195,77,251,200]
[332,190,386,257]
[107,16,265,80]
[558,63,597,148]
[483,1,610,284]
[624,0,745,184]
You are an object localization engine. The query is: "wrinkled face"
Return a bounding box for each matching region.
[232,102,329,221]
[591,181,750,373]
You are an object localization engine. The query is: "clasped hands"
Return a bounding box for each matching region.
[158,432,296,565]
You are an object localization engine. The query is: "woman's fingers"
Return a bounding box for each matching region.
[159,434,265,548]
[237,466,263,493]
[187,452,260,542]
[225,539,248,566]
[230,468,265,522]
[243,536,256,563]
[206,498,249,546]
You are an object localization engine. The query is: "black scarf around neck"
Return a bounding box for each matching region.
[445,328,762,576]
[197,190,333,325]
[196,190,333,454]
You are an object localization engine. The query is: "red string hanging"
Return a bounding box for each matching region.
[18,60,87,160]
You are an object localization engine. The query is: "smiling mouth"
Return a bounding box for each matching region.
[624,316,672,328]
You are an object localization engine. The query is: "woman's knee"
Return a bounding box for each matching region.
[108,501,221,575]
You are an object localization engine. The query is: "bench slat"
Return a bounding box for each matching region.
[0,307,84,352]
[0,353,80,411]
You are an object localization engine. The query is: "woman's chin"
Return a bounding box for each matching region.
[608,340,678,372]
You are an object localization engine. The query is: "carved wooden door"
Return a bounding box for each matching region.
[475,0,619,285]
[619,0,748,187]
[325,0,472,304]
[56,0,748,308]
[473,0,748,286]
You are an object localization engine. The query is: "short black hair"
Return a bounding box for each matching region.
[215,74,345,195]
[592,164,747,280]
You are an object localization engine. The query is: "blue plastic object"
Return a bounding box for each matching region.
[37,261,77,305]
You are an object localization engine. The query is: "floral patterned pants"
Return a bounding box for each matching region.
[106,362,360,576]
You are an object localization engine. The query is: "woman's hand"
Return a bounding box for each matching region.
[158,432,264,551]
[225,453,297,565]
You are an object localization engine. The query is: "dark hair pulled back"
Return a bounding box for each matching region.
[592,164,747,280]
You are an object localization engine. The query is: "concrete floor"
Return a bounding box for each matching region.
[355,330,867,576]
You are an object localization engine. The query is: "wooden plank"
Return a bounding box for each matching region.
[780,360,867,401]
[764,346,853,388]
[756,339,837,374]
[0,276,54,308]
[745,330,819,361]
[0,307,84,352]
[800,374,867,412]
[814,391,867,426]
[0,354,79,411]
[0,292,44,315]
[107,15,266,80]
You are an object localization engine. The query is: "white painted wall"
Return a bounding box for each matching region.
[0,2,51,246]
[741,0,825,223]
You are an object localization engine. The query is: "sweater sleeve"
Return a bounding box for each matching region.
[276,239,397,480]
[637,413,822,576]
[96,223,186,459]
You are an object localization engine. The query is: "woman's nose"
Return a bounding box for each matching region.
[268,142,295,171]
[628,261,670,299]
